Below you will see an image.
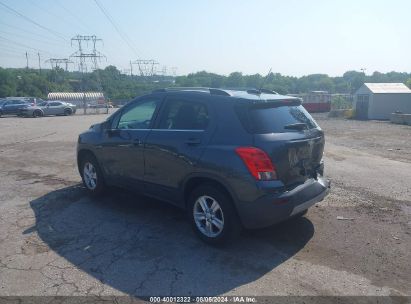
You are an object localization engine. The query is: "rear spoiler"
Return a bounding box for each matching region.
[251,98,302,108]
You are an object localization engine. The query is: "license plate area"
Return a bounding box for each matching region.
[288,145,311,167]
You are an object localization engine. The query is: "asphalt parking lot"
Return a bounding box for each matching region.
[0,113,410,297]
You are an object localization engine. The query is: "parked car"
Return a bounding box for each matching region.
[20,101,76,117]
[76,88,330,245]
[0,99,32,117]
[5,96,43,105]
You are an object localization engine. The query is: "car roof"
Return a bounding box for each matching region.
[7,99,28,102]
[152,87,301,104]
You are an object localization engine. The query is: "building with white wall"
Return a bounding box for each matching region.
[354,83,411,119]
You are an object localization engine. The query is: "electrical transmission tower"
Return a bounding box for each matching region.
[45,58,74,71]
[70,35,106,72]
[130,59,159,78]
[70,35,106,114]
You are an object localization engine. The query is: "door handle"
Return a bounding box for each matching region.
[118,144,133,148]
[185,138,201,145]
[132,138,142,146]
[116,139,141,148]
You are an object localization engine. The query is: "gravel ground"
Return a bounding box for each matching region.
[0,113,410,300]
[314,113,411,163]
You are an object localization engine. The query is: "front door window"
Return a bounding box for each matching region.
[117,100,158,130]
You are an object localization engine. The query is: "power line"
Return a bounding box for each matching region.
[0,20,66,43]
[93,0,143,59]
[0,29,66,48]
[0,44,53,58]
[0,46,39,59]
[0,54,25,59]
[0,47,26,58]
[0,0,68,42]
[25,0,91,37]
[54,0,95,34]
[0,35,61,57]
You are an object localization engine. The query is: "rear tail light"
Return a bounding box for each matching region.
[235,147,277,181]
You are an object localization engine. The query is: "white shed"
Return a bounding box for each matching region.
[354,83,411,119]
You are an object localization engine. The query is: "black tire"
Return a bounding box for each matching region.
[64,108,72,116]
[0,111,3,117]
[79,154,106,196]
[32,110,42,118]
[187,184,241,246]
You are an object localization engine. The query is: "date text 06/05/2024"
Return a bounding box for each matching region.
[149,296,257,303]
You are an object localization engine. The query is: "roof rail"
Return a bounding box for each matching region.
[152,87,231,96]
[209,88,231,96]
[260,88,279,94]
[246,88,279,95]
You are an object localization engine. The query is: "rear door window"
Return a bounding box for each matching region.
[248,105,318,134]
[157,99,209,130]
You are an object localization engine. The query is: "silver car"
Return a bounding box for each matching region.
[20,101,77,117]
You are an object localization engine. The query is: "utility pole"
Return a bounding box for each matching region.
[25,52,28,69]
[38,52,41,74]
[70,35,106,114]
[130,60,133,77]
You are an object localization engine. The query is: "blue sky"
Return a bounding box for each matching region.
[0,0,410,76]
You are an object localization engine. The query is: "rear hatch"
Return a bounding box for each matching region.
[238,100,324,186]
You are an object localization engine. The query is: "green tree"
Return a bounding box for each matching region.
[225,72,244,88]
[0,66,410,100]
[0,68,16,97]
[342,71,365,93]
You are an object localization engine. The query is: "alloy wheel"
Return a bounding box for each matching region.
[83,162,97,190]
[193,195,225,238]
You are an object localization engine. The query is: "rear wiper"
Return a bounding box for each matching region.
[284,123,308,130]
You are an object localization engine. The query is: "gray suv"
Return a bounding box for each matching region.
[77,88,330,245]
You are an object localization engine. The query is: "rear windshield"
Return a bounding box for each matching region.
[247,105,318,134]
